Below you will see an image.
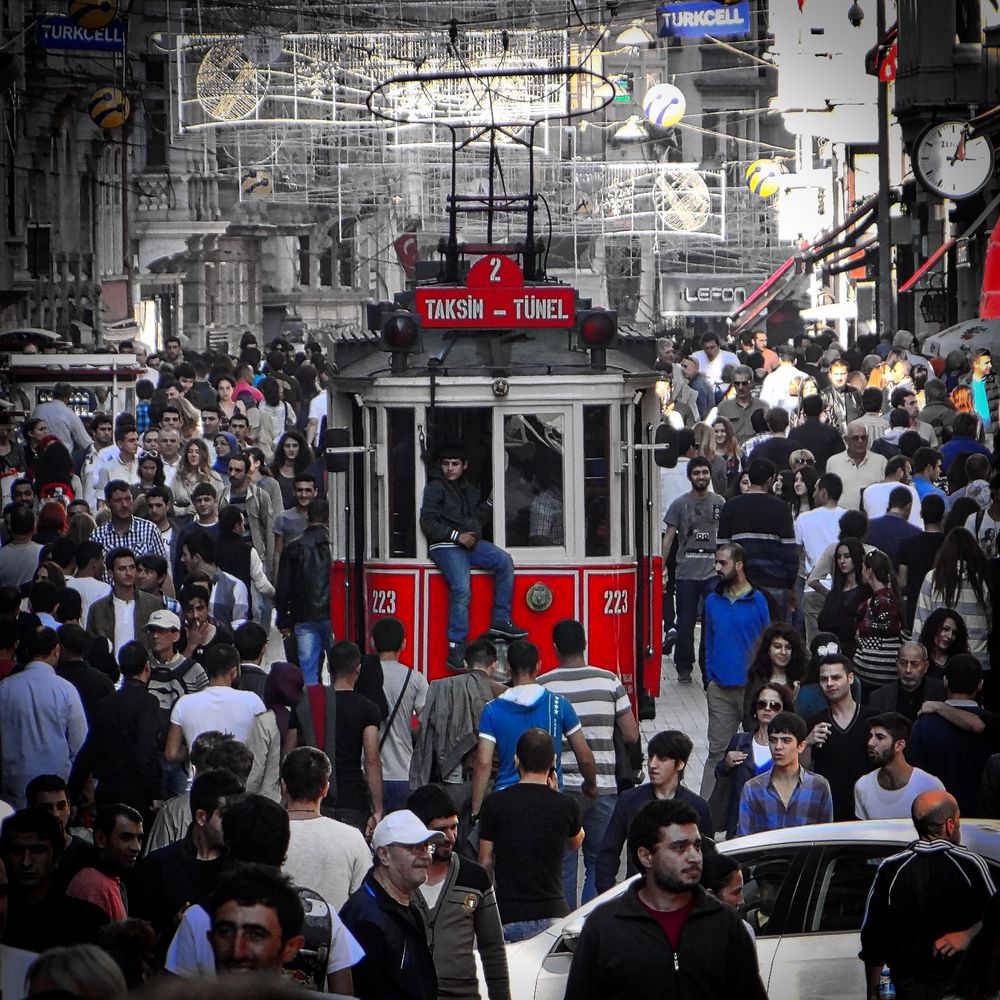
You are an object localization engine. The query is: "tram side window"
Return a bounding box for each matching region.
[584,406,611,557]
[386,408,416,558]
[504,413,564,548]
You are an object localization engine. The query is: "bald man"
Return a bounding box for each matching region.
[826,421,887,512]
[860,791,995,1000]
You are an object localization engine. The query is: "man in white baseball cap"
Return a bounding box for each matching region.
[340,810,445,1000]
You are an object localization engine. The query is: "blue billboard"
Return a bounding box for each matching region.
[36,16,127,52]
[657,2,752,39]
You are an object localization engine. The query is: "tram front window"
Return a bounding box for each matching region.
[504,413,564,548]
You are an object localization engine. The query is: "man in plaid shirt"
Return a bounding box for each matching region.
[736,711,833,836]
[92,480,168,572]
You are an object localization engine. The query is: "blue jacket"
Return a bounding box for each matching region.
[339,870,437,1000]
[704,586,771,686]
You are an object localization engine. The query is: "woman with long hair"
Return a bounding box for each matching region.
[742,623,808,731]
[913,527,993,669]
[67,512,96,547]
[258,377,295,443]
[692,421,728,495]
[175,437,223,504]
[270,429,314,509]
[711,416,744,493]
[714,681,795,839]
[22,417,49,476]
[792,465,820,517]
[817,538,872,657]
[944,497,983,537]
[951,384,976,414]
[32,560,67,591]
[773,469,797,507]
[918,608,971,679]
[213,374,246,427]
[853,550,906,696]
[731,470,752,498]
[132,452,165,519]
[247,446,285,522]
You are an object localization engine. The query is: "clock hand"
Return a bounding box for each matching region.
[950,133,967,166]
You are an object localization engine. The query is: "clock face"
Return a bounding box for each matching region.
[914,121,994,199]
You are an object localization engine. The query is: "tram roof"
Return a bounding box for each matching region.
[331,325,660,389]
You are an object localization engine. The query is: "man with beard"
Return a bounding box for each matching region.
[868,642,946,722]
[340,809,445,1000]
[565,798,766,1000]
[407,784,510,1000]
[854,713,944,820]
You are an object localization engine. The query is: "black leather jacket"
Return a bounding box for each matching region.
[275,523,330,626]
[419,475,490,545]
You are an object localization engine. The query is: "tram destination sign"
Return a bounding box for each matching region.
[415,254,576,330]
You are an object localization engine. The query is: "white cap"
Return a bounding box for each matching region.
[370,810,446,851]
[145,609,181,631]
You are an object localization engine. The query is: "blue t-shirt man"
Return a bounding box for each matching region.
[478,684,582,791]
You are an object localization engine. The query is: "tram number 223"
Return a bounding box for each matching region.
[603,589,629,615]
[371,590,398,615]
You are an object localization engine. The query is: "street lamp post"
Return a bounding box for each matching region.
[850,0,896,335]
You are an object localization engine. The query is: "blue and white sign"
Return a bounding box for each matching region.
[657,1,752,39]
[36,16,127,52]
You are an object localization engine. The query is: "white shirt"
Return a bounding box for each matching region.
[98,454,140,490]
[795,506,845,575]
[112,595,136,656]
[169,685,265,748]
[862,481,923,528]
[854,767,945,820]
[284,816,372,911]
[66,576,112,625]
[759,364,809,413]
[692,349,740,388]
[161,456,182,488]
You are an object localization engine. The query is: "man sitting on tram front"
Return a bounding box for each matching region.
[420,442,527,671]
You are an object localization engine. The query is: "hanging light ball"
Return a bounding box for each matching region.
[69,0,118,29]
[88,86,131,130]
[746,159,784,198]
[642,83,686,129]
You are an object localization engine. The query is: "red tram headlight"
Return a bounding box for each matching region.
[380,310,422,353]
[576,309,617,348]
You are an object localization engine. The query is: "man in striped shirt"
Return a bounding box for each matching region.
[539,619,640,908]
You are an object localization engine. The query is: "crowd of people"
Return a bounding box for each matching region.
[0,324,998,1000]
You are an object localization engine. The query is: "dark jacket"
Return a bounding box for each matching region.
[595,784,713,895]
[339,869,438,1000]
[86,590,165,658]
[68,677,162,813]
[786,419,847,471]
[56,657,115,724]
[413,853,510,1000]
[868,676,947,722]
[819,384,863,436]
[716,492,798,590]
[275,523,330,626]
[419,475,490,546]
[713,731,769,840]
[565,883,767,1000]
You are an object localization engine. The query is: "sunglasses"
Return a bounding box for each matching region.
[756,699,783,711]
[733,380,751,386]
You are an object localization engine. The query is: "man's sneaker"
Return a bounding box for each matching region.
[677,673,693,685]
[663,628,677,656]
[446,642,466,672]
[488,620,529,640]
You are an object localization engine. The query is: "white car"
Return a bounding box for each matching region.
[504,819,1000,1000]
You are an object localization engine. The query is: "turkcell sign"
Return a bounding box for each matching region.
[37,16,127,52]
[657,1,752,39]
[415,285,576,329]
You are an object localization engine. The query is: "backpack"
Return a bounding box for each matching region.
[284,886,332,990]
[147,657,197,747]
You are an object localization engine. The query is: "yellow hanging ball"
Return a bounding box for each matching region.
[745,158,771,181]
[746,160,783,198]
[69,0,118,29]
[88,86,131,130]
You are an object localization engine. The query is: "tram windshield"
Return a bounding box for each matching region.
[503,413,564,547]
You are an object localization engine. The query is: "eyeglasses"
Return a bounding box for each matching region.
[733,380,751,386]
[756,699,783,711]
[847,434,868,440]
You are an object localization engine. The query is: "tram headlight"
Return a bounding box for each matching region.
[377,308,423,373]
[575,308,617,369]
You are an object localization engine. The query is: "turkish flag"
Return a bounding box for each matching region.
[879,40,898,82]
[394,232,417,280]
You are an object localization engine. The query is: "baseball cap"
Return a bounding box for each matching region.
[145,609,181,631]
[370,810,446,851]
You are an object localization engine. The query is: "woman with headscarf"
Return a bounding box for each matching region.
[245,661,305,801]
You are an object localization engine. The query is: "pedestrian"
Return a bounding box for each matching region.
[565,798,767,1000]
[407,784,511,1000]
[596,729,713,893]
[275,497,332,683]
[868,641,947,722]
[860,790,995,1000]
[698,542,771,798]
[339,809,444,1000]
[803,655,878,820]
[539,618,640,906]
[854,712,944,820]
[478,729,583,942]
[853,550,906,696]
[736,711,833,836]
[661,457,726,685]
